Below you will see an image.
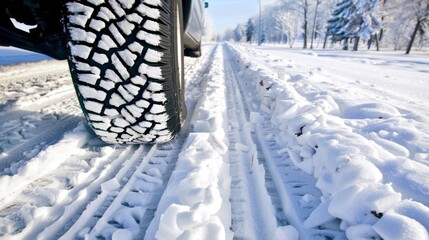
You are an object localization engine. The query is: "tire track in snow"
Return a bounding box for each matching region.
[0,45,217,239]
[0,61,73,122]
[224,44,343,239]
[224,45,280,240]
[0,124,91,239]
[0,139,153,239]
[58,44,218,239]
[227,43,429,239]
[80,45,218,240]
[0,97,82,172]
[38,145,152,239]
[84,139,182,239]
[0,61,81,171]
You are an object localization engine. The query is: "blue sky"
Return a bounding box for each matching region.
[205,0,278,34]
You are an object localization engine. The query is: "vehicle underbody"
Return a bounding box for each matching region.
[0,0,201,59]
[0,0,67,59]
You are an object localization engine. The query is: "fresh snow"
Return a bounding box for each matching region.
[0,43,428,240]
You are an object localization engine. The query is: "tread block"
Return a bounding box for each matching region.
[117,19,136,35]
[126,105,144,118]
[108,24,126,46]
[79,85,107,101]
[98,7,116,21]
[116,0,135,9]
[110,93,127,107]
[136,4,160,19]
[84,100,103,113]
[108,0,127,17]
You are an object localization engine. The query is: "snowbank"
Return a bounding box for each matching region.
[227,43,429,240]
[146,46,232,240]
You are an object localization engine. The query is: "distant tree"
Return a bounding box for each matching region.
[246,18,255,43]
[234,24,245,42]
[277,9,301,47]
[328,0,381,51]
[295,0,310,48]
[230,0,428,51]
[310,0,322,48]
[262,7,282,43]
[260,20,267,44]
[327,0,351,43]
[405,0,429,54]
[379,0,413,50]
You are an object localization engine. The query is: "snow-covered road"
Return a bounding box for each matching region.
[0,43,428,240]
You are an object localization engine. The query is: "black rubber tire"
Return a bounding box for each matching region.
[63,0,186,144]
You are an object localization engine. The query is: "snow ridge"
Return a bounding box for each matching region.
[147,46,232,240]
[227,43,429,240]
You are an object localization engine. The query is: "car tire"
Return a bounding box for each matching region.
[64,0,186,144]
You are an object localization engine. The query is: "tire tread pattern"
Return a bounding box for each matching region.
[64,0,182,144]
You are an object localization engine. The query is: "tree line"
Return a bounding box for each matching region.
[223,0,429,54]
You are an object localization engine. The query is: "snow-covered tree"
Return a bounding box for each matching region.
[328,0,381,50]
[327,0,352,48]
[405,0,429,54]
[310,0,322,48]
[225,0,428,51]
[375,0,409,49]
[353,0,382,45]
[377,0,428,51]
[258,1,302,47]
[293,0,311,48]
[278,9,301,47]
[233,24,245,42]
[246,18,255,43]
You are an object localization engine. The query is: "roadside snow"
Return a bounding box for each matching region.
[228,43,429,239]
[0,123,89,205]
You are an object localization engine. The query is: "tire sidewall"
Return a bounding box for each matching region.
[173,0,186,125]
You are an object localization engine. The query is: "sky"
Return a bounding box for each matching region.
[205,0,279,35]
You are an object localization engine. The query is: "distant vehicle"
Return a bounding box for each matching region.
[0,0,205,144]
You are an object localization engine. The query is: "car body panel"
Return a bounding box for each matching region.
[183,0,204,50]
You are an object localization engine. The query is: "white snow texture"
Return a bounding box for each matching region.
[0,42,428,240]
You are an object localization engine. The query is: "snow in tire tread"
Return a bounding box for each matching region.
[65,0,181,144]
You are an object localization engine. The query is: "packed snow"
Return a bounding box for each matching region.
[0,43,428,239]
